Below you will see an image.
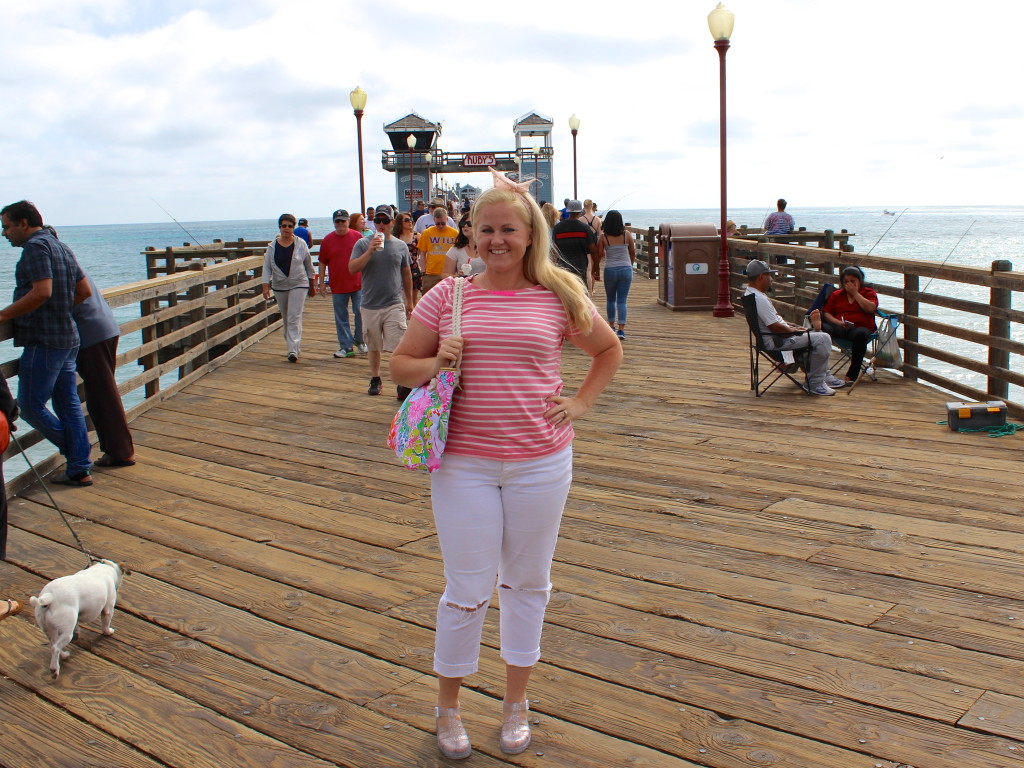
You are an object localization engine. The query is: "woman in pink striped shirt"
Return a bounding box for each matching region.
[392,178,622,759]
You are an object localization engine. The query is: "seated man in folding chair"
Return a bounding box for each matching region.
[744,260,844,396]
[812,266,878,386]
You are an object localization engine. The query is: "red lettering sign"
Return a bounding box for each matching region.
[464,153,496,167]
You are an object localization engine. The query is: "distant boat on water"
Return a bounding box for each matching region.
[883,209,897,215]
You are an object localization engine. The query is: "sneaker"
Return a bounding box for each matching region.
[616,329,626,340]
[333,349,350,359]
[803,382,836,396]
[368,376,382,396]
[397,385,412,401]
[358,343,368,354]
[825,374,847,388]
[287,353,298,363]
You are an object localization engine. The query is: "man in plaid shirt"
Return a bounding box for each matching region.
[0,200,94,486]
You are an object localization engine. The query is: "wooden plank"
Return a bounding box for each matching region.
[0,673,166,768]
[387,595,1024,768]
[0,621,339,768]
[960,692,1024,741]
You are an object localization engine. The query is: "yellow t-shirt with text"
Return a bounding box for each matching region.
[416,225,459,275]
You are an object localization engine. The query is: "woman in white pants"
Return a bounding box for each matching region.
[262,213,315,362]
[391,171,622,759]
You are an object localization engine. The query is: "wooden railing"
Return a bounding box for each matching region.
[725,240,1024,416]
[627,226,659,278]
[2,255,279,492]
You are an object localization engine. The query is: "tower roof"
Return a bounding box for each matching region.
[384,112,442,152]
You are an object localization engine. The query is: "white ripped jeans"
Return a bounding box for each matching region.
[430,447,573,678]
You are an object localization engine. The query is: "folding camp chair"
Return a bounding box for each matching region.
[742,293,811,397]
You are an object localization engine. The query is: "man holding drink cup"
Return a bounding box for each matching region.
[349,204,415,397]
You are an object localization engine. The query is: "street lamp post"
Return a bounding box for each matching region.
[708,3,735,318]
[406,134,417,215]
[349,86,368,215]
[533,144,540,200]
[568,114,580,199]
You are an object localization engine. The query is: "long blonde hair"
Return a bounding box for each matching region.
[473,187,593,334]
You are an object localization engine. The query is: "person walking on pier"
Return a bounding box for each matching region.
[262,214,316,363]
[744,259,842,396]
[764,199,795,235]
[598,210,636,339]
[0,200,93,486]
[415,199,456,235]
[417,206,459,294]
[390,172,622,759]
[552,200,598,291]
[318,209,366,358]
[294,218,312,247]
[348,204,414,397]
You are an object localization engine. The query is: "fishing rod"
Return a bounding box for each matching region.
[864,207,908,256]
[151,198,204,246]
[848,218,976,395]
[918,220,975,295]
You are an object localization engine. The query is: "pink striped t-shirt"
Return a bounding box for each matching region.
[412,276,594,461]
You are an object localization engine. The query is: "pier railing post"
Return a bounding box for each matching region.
[903,273,919,380]
[187,262,209,376]
[141,297,160,399]
[989,260,1012,399]
[647,226,657,279]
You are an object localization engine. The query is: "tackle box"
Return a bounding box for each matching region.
[945,401,1007,431]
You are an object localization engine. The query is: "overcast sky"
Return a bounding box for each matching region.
[2,0,1021,226]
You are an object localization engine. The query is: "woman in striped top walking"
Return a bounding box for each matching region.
[391,175,622,759]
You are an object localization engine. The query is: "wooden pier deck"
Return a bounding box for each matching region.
[2,278,1023,768]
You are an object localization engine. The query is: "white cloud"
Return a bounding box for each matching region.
[1,0,1021,225]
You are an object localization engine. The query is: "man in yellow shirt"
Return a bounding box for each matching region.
[416,206,459,294]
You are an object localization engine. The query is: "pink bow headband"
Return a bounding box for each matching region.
[488,167,536,196]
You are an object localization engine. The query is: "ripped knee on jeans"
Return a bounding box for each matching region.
[499,583,550,594]
[444,598,489,613]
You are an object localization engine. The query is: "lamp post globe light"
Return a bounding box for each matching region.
[406,134,417,215]
[568,113,580,200]
[349,86,368,215]
[708,3,735,317]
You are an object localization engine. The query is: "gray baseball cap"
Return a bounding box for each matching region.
[746,259,779,278]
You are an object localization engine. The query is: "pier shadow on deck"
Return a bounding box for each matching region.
[2,278,1023,768]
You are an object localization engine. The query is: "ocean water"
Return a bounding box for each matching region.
[0,206,1020,475]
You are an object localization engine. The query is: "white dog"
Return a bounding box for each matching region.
[30,559,126,679]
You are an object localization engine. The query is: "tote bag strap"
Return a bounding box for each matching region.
[447,276,466,371]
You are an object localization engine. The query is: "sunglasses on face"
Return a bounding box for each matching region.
[374,216,391,224]
[280,223,295,228]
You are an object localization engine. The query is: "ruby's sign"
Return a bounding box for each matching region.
[464,153,496,167]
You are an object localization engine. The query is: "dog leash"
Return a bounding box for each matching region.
[11,433,101,565]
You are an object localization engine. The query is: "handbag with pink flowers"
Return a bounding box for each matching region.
[387,277,465,472]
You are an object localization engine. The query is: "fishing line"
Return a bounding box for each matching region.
[151,198,204,246]
[919,220,975,295]
[864,207,908,256]
[10,433,100,565]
